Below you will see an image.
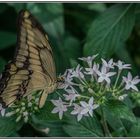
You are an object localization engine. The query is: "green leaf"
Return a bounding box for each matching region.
[0,32,16,50]
[30,101,68,137]
[9,132,20,137]
[70,58,79,68]
[115,43,133,63]
[84,4,136,58]
[104,100,136,123]
[0,117,23,137]
[31,116,68,137]
[33,100,60,121]
[63,35,81,60]
[63,113,103,137]
[100,100,136,136]
[77,3,107,12]
[128,118,140,137]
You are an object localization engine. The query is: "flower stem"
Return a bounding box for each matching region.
[118,88,125,94]
[114,70,121,90]
[55,91,64,99]
[80,95,90,99]
[100,107,112,137]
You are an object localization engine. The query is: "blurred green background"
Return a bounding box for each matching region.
[0,3,140,137]
[0,3,140,76]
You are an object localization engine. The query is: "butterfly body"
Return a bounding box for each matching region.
[0,10,57,108]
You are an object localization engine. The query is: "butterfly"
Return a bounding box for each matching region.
[0,10,58,109]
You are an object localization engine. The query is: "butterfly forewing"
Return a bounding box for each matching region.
[0,10,57,108]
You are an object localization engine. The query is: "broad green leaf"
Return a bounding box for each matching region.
[128,118,140,137]
[77,3,107,12]
[63,113,103,137]
[30,101,67,137]
[9,132,20,137]
[61,35,81,68]
[104,100,136,123]
[64,3,103,34]
[0,117,23,137]
[63,35,81,60]
[100,100,136,136]
[96,106,126,136]
[31,116,68,137]
[70,58,79,68]
[84,4,135,58]
[115,43,133,63]
[33,101,59,121]
[0,32,16,50]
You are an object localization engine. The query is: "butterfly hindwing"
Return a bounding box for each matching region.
[0,10,57,108]
[0,62,32,107]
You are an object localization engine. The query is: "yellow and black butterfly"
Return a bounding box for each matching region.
[0,10,58,109]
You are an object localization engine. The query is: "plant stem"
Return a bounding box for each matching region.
[114,70,121,90]
[100,107,112,137]
[80,95,90,99]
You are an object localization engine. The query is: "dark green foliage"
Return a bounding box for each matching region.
[0,3,140,137]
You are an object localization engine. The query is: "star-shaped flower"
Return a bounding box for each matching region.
[57,69,75,89]
[64,88,80,103]
[101,58,114,69]
[115,60,131,70]
[79,54,98,67]
[80,97,99,117]
[96,65,116,84]
[71,65,84,79]
[85,63,99,75]
[71,103,88,121]
[51,98,67,119]
[123,72,140,91]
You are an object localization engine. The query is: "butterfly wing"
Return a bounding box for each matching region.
[0,10,57,108]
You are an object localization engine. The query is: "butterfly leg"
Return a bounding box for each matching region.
[38,89,48,108]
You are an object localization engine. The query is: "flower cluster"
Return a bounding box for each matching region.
[51,55,140,121]
[4,93,40,123]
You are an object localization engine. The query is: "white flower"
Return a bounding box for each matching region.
[64,88,80,103]
[96,65,116,84]
[101,58,114,69]
[0,104,5,117]
[115,60,131,70]
[71,65,84,79]
[118,94,128,101]
[51,98,67,119]
[58,69,75,89]
[24,116,28,123]
[23,111,28,117]
[79,54,98,67]
[16,115,22,122]
[85,63,99,75]
[5,111,16,117]
[28,102,32,107]
[123,72,140,91]
[71,103,88,121]
[80,97,99,117]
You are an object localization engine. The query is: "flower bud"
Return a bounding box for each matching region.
[88,88,94,93]
[21,102,25,106]
[16,115,21,122]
